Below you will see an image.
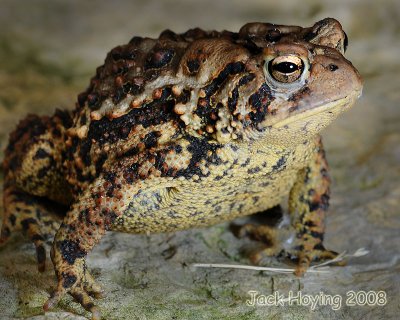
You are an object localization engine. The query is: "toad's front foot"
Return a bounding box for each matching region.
[44,257,105,320]
[293,245,345,276]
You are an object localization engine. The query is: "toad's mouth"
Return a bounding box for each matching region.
[271,93,359,129]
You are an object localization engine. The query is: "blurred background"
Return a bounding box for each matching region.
[0,0,399,319]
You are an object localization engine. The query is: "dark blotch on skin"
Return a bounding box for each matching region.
[293,245,304,252]
[241,39,263,55]
[174,136,222,179]
[31,234,45,242]
[103,171,117,197]
[36,245,46,264]
[310,231,324,241]
[61,272,77,289]
[239,73,256,86]
[20,218,37,231]
[1,227,10,239]
[228,74,256,114]
[265,28,281,42]
[187,59,200,74]
[33,148,50,160]
[84,302,95,311]
[248,83,274,125]
[272,156,287,171]
[320,168,329,178]
[320,193,330,210]
[95,153,108,175]
[176,89,191,104]
[78,209,91,225]
[145,49,175,69]
[308,193,330,212]
[123,163,140,184]
[143,131,159,149]
[248,167,261,174]
[303,167,311,184]
[54,109,73,129]
[313,243,325,251]
[5,114,48,170]
[104,210,119,230]
[87,93,99,108]
[228,87,239,113]
[308,188,316,196]
[120,147,139,159]
[241,158,250,167]
[57,239,87,265]
[288,86,310,102]
[77,92,88,108]
[8,214,16,226]
[303,31,317,42]
[203,62,245,96]
[79,140,92,166]
[87,88,176,146]
[37,166,50,179]
[175,145,183,153]
[304,221,317,227]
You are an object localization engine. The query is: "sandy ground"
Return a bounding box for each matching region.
[0,0,399,319]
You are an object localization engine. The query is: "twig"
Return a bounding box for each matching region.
[191,248,369,274]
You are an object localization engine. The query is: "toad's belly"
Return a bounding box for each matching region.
[111,168,299,233]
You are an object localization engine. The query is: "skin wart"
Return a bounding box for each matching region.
[0,18,362,319]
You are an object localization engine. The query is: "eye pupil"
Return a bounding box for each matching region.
[273,62,298,73]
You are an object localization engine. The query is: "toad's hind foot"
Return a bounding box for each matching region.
[231,222,345,275]
[1,183,64,272]
[248,243,345,275]
[231,223,285,263]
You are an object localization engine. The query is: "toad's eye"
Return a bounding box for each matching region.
[266,55,304,83]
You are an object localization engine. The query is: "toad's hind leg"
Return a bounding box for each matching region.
[288,138,342,275]
[0,182,65,271]
[231,205,286,259]
[1,112,72,271]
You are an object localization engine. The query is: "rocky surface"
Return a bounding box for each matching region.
[0,0,399,319]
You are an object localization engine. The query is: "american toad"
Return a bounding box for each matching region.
[0,18,362,319]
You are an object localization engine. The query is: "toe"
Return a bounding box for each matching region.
[0,226,11,245]
[294,255,311,276]
[43,289,64,311]
[34,242,46,272]
[316,249,347,266]
[71,287,101,318]
[84,272,105,299]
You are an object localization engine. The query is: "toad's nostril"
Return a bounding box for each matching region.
[329,64,339,72]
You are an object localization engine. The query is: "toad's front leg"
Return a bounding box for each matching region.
[43,194,108,319]
[43,157,151,319]
[288,137,341,275]
[237,137,344,276]
[242,137,342,275]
